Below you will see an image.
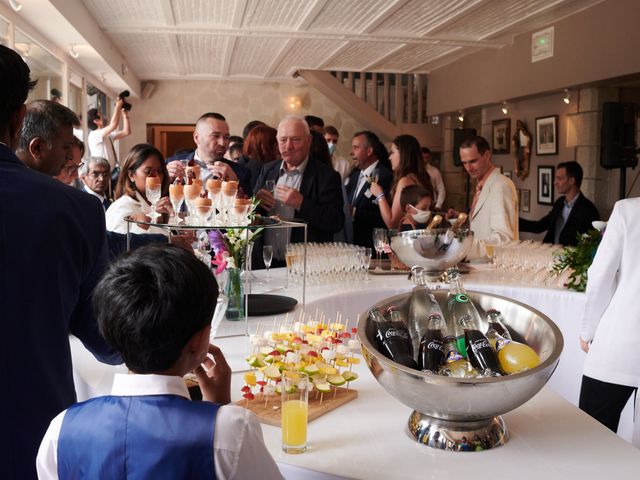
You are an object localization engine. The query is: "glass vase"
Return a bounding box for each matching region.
[224,267,244,320]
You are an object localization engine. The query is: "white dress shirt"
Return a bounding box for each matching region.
[88,128,118,170]
[352,160,379,204]
[36,374,284,480]
[105,191,169,236]
[426,163,446,210]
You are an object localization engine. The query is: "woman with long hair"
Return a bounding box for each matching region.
[241,125,278,190]
[369,134,433,229]
[106,143,171,235]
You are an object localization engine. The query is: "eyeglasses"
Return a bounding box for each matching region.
[88,171,110,179]
[63,162,84,174]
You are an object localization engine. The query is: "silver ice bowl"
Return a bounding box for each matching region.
[389,228,473,273]
[357,290,563,451]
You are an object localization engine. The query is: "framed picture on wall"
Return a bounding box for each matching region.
[492,118,511,154]
[521,189,531,213]
[537,166,554,205]
[535,115,558,155]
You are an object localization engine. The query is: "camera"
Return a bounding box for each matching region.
[118,90,132,112]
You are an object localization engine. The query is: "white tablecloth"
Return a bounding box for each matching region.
[70,266,640,479]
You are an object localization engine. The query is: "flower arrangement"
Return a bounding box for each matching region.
[551,228,604,292]
[208,227,263,273]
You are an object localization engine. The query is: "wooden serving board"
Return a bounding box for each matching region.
[235,387,358,426]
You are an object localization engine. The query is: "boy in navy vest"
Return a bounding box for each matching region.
[37,244,283,479]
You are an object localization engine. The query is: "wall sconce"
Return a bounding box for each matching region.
[563,89,571,104]
[287,95,302,111]
[430,115,440,125]
[69,44,79,59]
[501,101,508,115]
[457,110,464,122]
[9,0,22,12]
[100,72,106,83]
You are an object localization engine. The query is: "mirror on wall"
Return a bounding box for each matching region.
[14,29,63,103]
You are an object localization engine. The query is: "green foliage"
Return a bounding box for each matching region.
[551,229,602,292]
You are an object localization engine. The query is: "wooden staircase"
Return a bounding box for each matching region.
[297,69,440,148]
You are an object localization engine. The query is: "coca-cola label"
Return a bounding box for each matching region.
[426,340,444,352]
[470,337,491,353]
[385,328,409,340]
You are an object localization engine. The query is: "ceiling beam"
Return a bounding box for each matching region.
[48,0,141,96]
[158,0,186,76]
[102,25,507,49]
[296,0,329,30]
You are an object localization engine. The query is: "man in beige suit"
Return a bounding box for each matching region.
[447,135,518,259]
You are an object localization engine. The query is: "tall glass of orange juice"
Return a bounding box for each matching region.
[281,370,309,454]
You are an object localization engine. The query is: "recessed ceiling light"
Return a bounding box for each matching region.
[9,0,22,12]
[69,44,79,59]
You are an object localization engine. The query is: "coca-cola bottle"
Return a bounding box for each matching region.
[418,313,446,372]
[369,307,417,369]
[407,268,447,361]
[462,318,502,375]
[446,268,488,356]
[439,335,477,378]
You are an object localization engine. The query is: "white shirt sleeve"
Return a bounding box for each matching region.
[214,405,284,480]
[427,165,446,210]
[580,203,623,341]
[36,411,66,480]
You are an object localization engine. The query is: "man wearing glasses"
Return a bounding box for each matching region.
[80,156,112,210]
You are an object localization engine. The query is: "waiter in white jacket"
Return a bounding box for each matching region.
[579,197,640,434]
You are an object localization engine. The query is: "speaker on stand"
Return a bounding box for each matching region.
[600,102,639,199]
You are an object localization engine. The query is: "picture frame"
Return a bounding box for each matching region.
[537,166,554,205]
[535,115,558,155]
[520,189,531,213]
[492,118,511,154]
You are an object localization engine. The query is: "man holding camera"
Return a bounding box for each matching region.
[87,95,132,180]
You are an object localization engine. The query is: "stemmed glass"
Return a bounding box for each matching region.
[263,245,273,276]
[169,183,184,224]
[372,228,387,270]
[145,177,162,221]
[370,168,380,185]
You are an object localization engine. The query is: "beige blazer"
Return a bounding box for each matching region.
[468,168,518,259]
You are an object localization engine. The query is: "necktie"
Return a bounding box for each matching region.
[469,182,482,217]
[351,171,365,205]
[103,198,111,211]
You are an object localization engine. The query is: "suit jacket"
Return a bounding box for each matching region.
[0,145,121,480]
[468,168,519,259]
[581,198,640,386]
[345,162,393,249]
[167,150,253,197]
[520,193,600,246]
[255,156,345,244]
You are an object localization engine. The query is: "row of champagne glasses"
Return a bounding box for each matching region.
[286,243,372,285]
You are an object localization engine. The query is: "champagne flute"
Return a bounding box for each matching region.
[145,177,162,221]
[263,245,273,276]
[370,168,380,185]
[372,228,387,270]
[169,183,184,224]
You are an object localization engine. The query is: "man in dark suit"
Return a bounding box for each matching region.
[520,161,600,246]
[254,115,344,266]
[346,131,393,249]
[0,48,120,480]
[166,112,252,196]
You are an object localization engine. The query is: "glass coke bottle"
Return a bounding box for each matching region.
[369,307,417,369]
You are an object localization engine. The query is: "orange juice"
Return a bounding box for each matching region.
[282,399,307,450]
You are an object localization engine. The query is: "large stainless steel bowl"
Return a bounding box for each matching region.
[357,290,563,451]
[390,228,473,272]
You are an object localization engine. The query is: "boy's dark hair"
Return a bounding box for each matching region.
[304,115,324,129]
[400,185,432,210]
[93,244,218,374]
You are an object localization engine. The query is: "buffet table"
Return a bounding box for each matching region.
[71,265,640,479]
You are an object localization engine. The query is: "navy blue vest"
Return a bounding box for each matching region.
[58,395,219,479]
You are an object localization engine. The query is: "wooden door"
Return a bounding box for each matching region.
[147,124,195,158]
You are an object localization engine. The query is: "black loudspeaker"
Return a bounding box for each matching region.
[600,102,638,169]
[453,128,477,166]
